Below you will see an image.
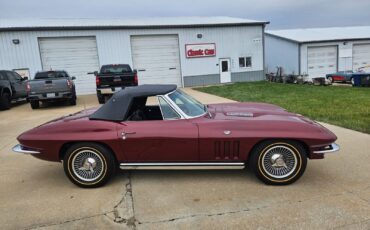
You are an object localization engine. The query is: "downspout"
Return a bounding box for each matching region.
[262,24,266,75]
[298,43,301,75]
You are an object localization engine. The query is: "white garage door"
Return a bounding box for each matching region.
[39,37,100,95]
[307,46,337,78]
[131,35,182,86]
[353,44,370,72]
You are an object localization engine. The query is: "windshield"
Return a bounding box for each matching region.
[34,71,68,79]
[168,90,206,117]
[101,65,132,74]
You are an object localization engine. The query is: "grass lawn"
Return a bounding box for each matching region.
[196,81,370,134]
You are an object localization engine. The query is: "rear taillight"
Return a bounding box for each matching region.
[26,82,31,93]
[134,73,138,85]
[67,79,72,88]
[96,75,100,86]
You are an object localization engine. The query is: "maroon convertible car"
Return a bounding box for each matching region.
[13,85,339,188]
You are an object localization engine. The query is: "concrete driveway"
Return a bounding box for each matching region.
[0,88,369,230]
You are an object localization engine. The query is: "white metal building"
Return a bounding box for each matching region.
[265,26,370,79]
[0,17,268,95]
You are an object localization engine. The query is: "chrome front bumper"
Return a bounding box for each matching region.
[313,143,340,154]
[12,144,40,154]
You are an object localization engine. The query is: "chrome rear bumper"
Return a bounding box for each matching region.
[12,144,40,154]
[313,143,340,154]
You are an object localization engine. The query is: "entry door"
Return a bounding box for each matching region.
[219,59,231,83]
[118,120,198,162]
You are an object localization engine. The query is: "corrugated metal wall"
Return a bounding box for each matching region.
[300,40,370,76]
[0,25,264,87]
[266,35,370,78]
[265,35,299,75]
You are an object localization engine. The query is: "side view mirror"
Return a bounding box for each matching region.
[71,76,76,80]
[22,77,28,81]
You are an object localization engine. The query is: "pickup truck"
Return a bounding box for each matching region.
[0,70,28,110]
[27,70,77,109]
[92,64,138,104]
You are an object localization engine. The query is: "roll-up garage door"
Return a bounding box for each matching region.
[39,37,100,95]
[353,44,370,72]
[307,46,337,78]
[131,35,182,86]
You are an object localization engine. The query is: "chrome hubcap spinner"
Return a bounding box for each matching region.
[71,150,104,182]
[262,145,298,179]
[79,157,97,173]
[271,153,287,168]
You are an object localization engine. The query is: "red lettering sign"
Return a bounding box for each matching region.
[185,43,216,58]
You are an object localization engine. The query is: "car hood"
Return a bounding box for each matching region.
[208,102,295,119]
[207,102,331,131]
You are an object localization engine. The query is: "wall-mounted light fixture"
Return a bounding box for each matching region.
[343,41,347,45]
[12,39,20,45]
[197,34,203,39]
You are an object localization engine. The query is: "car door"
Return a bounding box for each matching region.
[117,97,199,162]
[6,71,27,98]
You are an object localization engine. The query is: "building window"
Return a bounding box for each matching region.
[239,57,252,68]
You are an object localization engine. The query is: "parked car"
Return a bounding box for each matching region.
[326,71,356,85]
[91,64,138,104]
[352,73,370,87]
[27,70,77,109]
[13,85,339,188]
[0,70,28,110]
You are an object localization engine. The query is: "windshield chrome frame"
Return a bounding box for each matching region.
[161,89,207,120]
[157,95,183,120]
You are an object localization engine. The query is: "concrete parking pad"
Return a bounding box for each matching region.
[0,88,369,229]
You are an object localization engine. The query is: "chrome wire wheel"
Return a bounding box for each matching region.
[261,145,298,179]
[71,149,105,182]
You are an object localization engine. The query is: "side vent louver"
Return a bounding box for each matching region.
[214,141,240,160]
[233,141,240,159]
[214,141,221,159]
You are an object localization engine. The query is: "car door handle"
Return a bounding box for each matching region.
[121,131,136,140]
[169,67,176,70]
[138,69,146,72]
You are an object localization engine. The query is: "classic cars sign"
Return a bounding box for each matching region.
[185,43,216,58]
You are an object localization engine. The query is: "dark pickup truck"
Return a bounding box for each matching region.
[92,64,138,104]
[27,70,77,109]
[0,70,28,110]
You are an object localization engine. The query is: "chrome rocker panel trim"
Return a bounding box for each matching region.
[12,144,40,154]
[313,143,340,154]
[120,162,245,170]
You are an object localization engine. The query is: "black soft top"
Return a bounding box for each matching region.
[90,84,177,121]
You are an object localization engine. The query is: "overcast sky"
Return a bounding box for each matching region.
[1,0,369,29]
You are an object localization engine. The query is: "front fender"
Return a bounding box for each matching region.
[0,85,12,96]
